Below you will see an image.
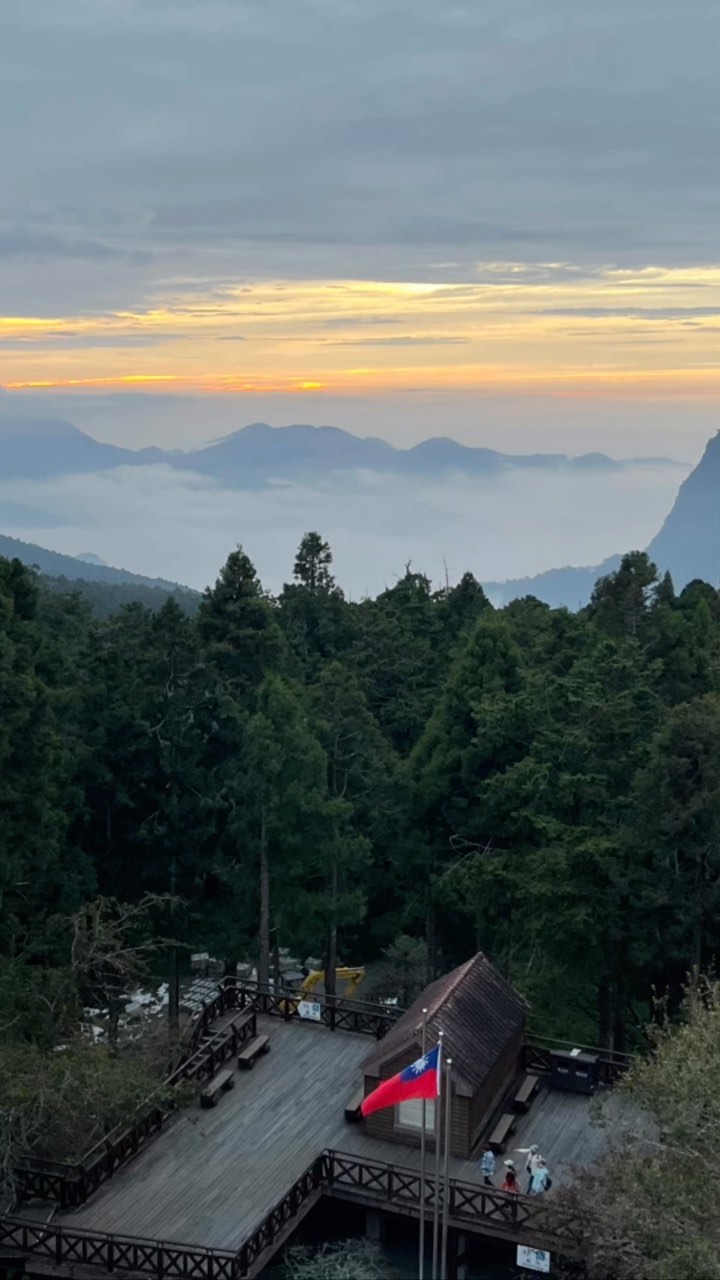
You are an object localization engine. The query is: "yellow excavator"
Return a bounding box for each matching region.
[298,966,365,1000]
[280,966,366,1012]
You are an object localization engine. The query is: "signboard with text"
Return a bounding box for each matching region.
[516,1245,551,1274]
[297,999,322,1022]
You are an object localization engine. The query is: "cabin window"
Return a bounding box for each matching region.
[396,1098,436,1131]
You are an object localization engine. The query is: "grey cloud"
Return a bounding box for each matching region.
[1,0,719,310]
[0,225,150,263]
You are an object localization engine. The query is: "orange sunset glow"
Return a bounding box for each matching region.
[3,266,720,401]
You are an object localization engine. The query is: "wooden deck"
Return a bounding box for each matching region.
[340,1081,643,1187]
[61,1016,370,1249]
[59,1007,641,1257]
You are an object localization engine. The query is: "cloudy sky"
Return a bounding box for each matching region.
[2,0,720,462]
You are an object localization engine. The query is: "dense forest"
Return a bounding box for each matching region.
[2,532,719,1102]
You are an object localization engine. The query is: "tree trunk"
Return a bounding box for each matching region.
[272,930,281,986]
[325,858,338,999]
[425,890,436,984]
[690,850,706,973]
[612,967,627,1055]
[258,806,270,987]
[597,977,614,1050]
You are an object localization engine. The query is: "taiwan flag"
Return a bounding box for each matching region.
[361,1042,442,1117]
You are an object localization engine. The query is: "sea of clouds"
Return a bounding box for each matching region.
[0,459,689,596]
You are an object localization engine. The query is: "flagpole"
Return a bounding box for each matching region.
[431,1030,443,1280]
[418,1008,428,1280]
[440,1057,452,1280]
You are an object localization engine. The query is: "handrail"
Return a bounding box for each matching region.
[233,977,404,1017]
[323,1148,579,1246]
[0,1215,239,1279]
[234,979,401,1039]
[13,980,248,1207]
[2,1147,579,1280]
[12,970,398,1210]
[526,1032,635,1067]
[236,1153,326,1275]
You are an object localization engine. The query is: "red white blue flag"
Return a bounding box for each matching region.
[360,1042,442,1117]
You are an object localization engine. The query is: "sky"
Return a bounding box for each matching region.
[2,0,720,462]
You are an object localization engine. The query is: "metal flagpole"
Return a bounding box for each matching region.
[418,1008,428,1280]
[431,1030,444,1280]
[440,1058,453,1280]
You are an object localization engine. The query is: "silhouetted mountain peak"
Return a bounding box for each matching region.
[647,430,720,587]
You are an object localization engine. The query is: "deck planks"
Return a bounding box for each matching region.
[62,1016,370,1249]
[60,1018,645,1251]
[338,1081,645,1187]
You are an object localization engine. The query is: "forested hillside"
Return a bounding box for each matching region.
[0,532,200,612]
[2,534,719,1116]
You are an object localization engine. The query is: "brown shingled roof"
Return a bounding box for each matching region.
[363,953,528,1094]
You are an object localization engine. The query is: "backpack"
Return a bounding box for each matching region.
[545,1175,553,1190]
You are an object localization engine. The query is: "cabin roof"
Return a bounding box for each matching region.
[363,953,528,1092]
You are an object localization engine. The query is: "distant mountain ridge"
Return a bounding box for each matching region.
[0,415,680,485]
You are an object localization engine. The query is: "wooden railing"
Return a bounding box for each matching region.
[13,993,252,1208]
[168,1007,257,1086]
[323,1149,578,1248]
[235,979,400,1040]
[0,1216,240,1279]
[523,1035,633,1086]
[12,980,397,1210]
[2,1147,580,1280]
[235,1155,326,1276]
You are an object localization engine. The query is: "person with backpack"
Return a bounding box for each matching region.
[524,1144,543,1193]
[529,1157,552,1195]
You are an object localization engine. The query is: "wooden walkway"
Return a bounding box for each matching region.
[60,1012,640,1253]
[341,1082,644,1187]
[61,1016,370,1249]
[2,996,652,1280]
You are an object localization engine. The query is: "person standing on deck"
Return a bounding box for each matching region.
[480,1144,495,1186]
[523,1144,542,1193]
[501,1160,520,1193]
[529,1157,551,1195]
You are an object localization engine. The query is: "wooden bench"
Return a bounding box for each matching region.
[488,1112,516,1153]
[200,1067,235,1108]
[513,1073,539,1113]
[344,1088,364,1123]
[238,1034,270,1069]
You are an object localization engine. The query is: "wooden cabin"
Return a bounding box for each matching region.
[361,953,528,1159]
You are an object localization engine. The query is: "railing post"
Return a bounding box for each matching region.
[107,1236,114,1273]
[387,1165,394,1201]
[55,1227,63,1266]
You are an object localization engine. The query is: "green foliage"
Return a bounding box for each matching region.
[0,1032,183,1195]
[559,976,720,1279]
[3,538,720,1082]
[284,1239,389,1280]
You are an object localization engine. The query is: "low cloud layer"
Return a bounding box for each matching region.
[0,462,687,597]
